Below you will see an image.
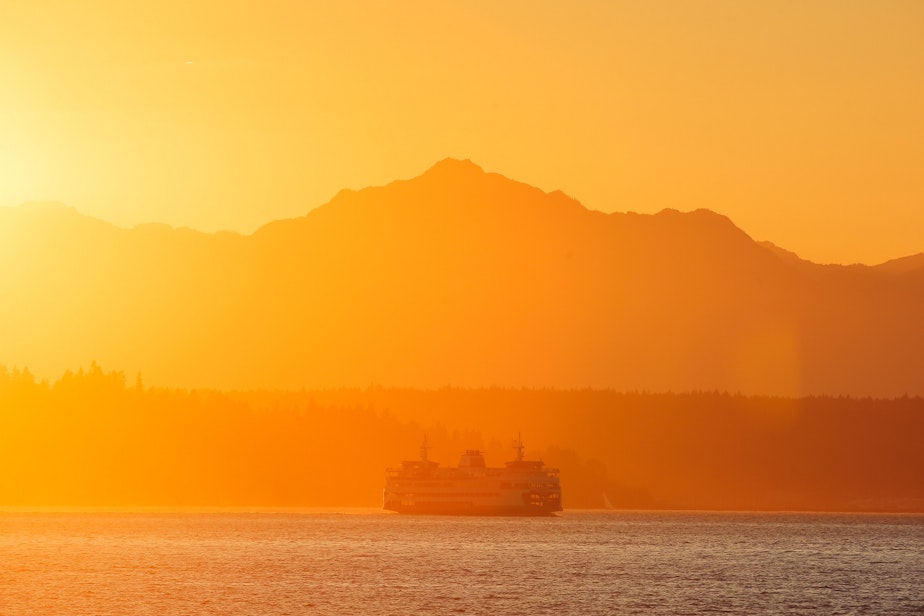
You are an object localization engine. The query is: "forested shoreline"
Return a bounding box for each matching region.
[2,364,922,512]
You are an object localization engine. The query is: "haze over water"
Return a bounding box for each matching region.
[2,511,922,615]
[3,1,924,613]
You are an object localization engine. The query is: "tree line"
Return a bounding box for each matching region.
[2,364,922,511]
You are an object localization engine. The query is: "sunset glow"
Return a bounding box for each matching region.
[2,0,924,515]
[2,7,924,616]
[2,1,922,264]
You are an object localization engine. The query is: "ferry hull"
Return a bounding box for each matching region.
[383,489,562,516]
[384,502,561,516]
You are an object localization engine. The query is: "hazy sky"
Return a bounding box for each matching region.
[2,1,922,264]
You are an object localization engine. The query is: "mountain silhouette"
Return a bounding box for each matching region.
[2,160,922,395]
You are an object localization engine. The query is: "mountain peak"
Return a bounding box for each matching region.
[420,158,486,181]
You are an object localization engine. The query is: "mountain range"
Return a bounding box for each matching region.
[3,158,923,396]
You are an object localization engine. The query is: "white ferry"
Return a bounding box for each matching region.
[383,436,562,515]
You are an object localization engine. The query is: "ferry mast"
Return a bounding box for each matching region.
[514,432,525,462]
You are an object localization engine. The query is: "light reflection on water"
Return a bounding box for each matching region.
[1,510,922,615]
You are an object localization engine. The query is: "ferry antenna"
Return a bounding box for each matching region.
[514,431,525,462]
[420,434,430,463]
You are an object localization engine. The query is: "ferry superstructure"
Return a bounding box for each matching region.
[383,436,562,515]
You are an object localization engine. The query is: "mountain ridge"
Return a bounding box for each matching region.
[2,160,922,395]
[3,170,911,270]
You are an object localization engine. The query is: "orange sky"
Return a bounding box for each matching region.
[1,0,922,265]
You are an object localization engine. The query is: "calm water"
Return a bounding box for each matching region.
[1,510,922,615]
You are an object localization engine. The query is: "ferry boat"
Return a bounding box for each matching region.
[383,436,562,516]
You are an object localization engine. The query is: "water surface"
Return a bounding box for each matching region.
[2,510,922,615]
